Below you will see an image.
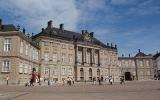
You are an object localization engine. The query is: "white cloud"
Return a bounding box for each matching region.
[0,0,79,33]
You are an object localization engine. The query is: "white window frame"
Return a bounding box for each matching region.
[69,54,73,64]
[2,60,11,72]
[61,53,66,64]
[62,68,66,75]
[53,67,57,75]
[19,63,23,73]
[44,52,49,63]
[4,38,11,52]
[44,67,49,75]
[24,64,28,74]
[20,41,23,54]
[69,68,72,75]
[52,53,57,63]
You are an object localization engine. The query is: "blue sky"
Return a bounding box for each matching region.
[0,0,160,56]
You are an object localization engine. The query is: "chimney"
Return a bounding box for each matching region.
[47,20,53,29]
[115,44,117,48]
[111,43,113,47]
[129,54,131,57]
[59,24,64,31]
[32,33,34,37]
[90,32,94,37]
[107,43,109,46]
[23,28,25,34]
[82,30,84,35]
[138,49,141,53]
[42,28,44,32]
[0,19,2,25]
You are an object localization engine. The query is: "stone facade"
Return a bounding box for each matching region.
[0,22,40,85]
[2,19,157,85]
[153,52,160,79]
[32,20,119,83]
[118,50,154,81]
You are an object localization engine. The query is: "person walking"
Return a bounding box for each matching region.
[109,76,113,85]
[30,78,34,86]
[120,76,125,84]
[98,77,101,85]
[6,76,9,85]
[93,77,96,85]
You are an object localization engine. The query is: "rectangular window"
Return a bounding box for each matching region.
[19,63,23,73]
[44,52,49,63]
[24,64,28,74]
[44,41,49,46]
[25,44,29,55]
[69,54,73,64]
[61,53,66,63]
[69,68,72,75]
[61,44,66,49]
[68,46,73,50]
[53,67,57,75]
[62,68,66,75]
[2,60,11,72]
[146,60,149,66]
[4,38,11,52]
[44,67,49,75]
[20,41,23,54]
[29,65,32,74]
[36,50,39,60]
[52,53,57,63]
[139,61,143,66]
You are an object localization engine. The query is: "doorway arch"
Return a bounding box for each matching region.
[125,72,131,80]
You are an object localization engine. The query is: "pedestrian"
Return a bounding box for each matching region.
[62,78,65,86]
[98,77,101,85]
[30,78,34,86]
[120,76,125,84]
[109,76,113,85]
[6,76,9,85]
[93,77,96,85]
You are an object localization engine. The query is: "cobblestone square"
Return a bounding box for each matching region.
[0,81,160,100]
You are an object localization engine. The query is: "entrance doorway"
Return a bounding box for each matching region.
[125,72,131,81]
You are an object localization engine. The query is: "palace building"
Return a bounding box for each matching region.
[0,19,119,84]
[0,19,40,85]
[1,18,157,85]
[118,49,154,81]
[32,20,119,83]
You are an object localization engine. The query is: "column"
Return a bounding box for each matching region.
[82,47,86,64]
[98,50,100,66]
[91,48,95,65]
[75,46,78,64]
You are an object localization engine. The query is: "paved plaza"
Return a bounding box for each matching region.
[0,80,160,100]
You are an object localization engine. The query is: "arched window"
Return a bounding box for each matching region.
[89,68,92,80]
[97,68,100,77]
[80,68,84,80]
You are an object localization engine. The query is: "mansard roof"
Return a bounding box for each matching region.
[135,52,147,57]
[33,27,116,49]
[153,52,160,60]
[0,24,17,31]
